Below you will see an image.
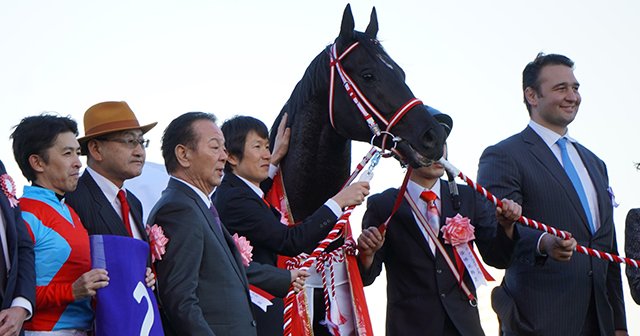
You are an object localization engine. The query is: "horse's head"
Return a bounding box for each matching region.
[328,4,446,167]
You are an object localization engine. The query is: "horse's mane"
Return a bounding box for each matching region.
[278,31,390,129]
[279,49,330,127]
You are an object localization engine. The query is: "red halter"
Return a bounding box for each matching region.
[328,41,423,153]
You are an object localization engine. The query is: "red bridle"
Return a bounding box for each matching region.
[328,41,423,154]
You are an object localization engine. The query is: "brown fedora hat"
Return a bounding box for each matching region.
[78,101,157,143]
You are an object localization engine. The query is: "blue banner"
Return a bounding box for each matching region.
[91,235,164,336]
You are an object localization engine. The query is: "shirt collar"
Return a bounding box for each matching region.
[528,119,578,147]
[234,174,264,199]
[407,178,441,202]
[22,185,65,205]
[86,166,122,202]
[170,176,213,207]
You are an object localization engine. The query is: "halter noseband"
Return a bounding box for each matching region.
[328,41,423,155]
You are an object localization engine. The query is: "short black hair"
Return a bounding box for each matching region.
[522,52,574,114]
[162,112,217,173]
[220,116,269,173]
[11,113,78,182]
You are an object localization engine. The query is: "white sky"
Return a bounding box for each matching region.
[2,0,640,334]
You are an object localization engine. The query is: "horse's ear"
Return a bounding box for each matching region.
[339,4,355,41]
[365,7,378,38]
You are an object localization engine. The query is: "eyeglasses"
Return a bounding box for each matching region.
[98,137,150,149]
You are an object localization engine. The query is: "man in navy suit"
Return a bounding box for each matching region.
[0,160,35,336]
[477,53,627,335]
[215,115,369,336]
[356,107,522,336]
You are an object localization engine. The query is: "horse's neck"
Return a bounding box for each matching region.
[281,102,351,222]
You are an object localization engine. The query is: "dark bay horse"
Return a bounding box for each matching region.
[271,4,446,222]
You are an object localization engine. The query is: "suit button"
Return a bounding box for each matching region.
[440,293,446,298]
[436,269,442,274]
[251,320,257,327]
[588,270,593,277]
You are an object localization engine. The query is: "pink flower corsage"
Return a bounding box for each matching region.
[1,173,19,208]
[146,224,169,262]
[441,214,475,246]
[233,233,253,267]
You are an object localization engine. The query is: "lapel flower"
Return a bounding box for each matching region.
[1,173,19,208]
[146,224,169,262]
[232,233,253,267]
[441,214,475,246]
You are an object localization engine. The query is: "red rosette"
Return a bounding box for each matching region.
[0,173,19,208]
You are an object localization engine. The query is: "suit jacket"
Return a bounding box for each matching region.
[213,172,337,336]
[359,180,516,336]
[477,126,626,335]
[149,178,288,336]
[625,209,640,304]
[0,160,35,331]
[66,171,147,241]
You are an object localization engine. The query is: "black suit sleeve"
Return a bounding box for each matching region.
[245,261,291,298]
[152,202,215,336]
[625,209,640,304]
[468,190,517,269]
[609,222,627,330]
[358,194,387,286]
[12,206,36,312]
[217,185,336,256]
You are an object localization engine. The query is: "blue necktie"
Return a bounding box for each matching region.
[557,137,595,233]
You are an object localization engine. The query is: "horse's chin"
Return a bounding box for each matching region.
[394,141,439,168]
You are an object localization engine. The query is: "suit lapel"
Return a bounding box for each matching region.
[396,190,436,259]
[171,179,247,285]
[522,127,591,233]
[226,173,271,211]
[574,143,608,236]
[83,172,131,237]
[126,191,148,242]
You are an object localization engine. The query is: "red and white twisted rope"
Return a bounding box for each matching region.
[439,159,640,269]
[284,149,378,336]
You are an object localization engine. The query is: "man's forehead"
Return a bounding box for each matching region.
[53,131,80,149]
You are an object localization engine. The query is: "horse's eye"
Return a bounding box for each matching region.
[362,73,375,81]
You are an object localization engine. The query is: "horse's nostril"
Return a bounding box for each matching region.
[421,127,445,157]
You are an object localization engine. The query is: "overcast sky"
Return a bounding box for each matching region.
[2,0,639,333]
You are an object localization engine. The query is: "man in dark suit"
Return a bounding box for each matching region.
[356,107,522,336]
[215,115,369,336]
[477,53,627,335]
[149,112,294,336]
[0,160,35,336]
[66,101,156,289]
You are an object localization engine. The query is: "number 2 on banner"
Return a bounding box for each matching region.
[133,282,154,336]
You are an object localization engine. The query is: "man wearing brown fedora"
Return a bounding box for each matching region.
[66,101,159,334]
[67,101,156,242]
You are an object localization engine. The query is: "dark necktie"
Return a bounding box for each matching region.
[557,138,595,233]
[209,204,223,234]
[117,190,134,237]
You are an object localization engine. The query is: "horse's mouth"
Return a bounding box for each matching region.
[394,141,439,168]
